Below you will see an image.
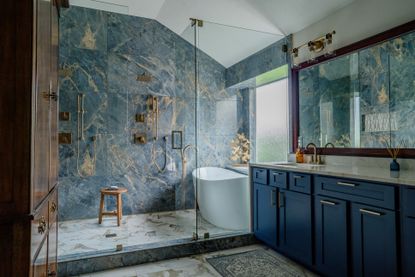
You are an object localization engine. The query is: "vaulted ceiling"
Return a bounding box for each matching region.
[70,0,355,67]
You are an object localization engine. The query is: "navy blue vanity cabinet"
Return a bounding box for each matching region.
[401,187,415,277]
[279,189,312,266]
[253,181,278,248]
[351,203,397,277]
[315,196,348,277]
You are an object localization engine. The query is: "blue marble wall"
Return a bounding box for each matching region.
[58,6,251,220]
[226,36,291,88]
[58,6,290,221]
[299,30,415,148]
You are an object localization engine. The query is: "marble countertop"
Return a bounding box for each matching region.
[250,162,415,187]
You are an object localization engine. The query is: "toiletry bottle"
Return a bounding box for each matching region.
[296,148,304,163]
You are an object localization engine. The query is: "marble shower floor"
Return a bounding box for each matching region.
[76,244,318,277]
[59,209,242,259]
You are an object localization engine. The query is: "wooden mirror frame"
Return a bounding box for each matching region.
[291,19,415,158]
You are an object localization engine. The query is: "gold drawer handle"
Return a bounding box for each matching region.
[37,216,47,234]
[294,175,303,179]
[337,181,356,187]
[50,202,57,213]
[360,208,383,217]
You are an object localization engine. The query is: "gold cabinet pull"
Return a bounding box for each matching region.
[37,216,47,234]
[50,202,57,213]
[359,208,383,216]
[41,91,58,101]
[337,181,356,187]
[320,200,337,206]
[293,175,303,179]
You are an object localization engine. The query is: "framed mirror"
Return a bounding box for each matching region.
[292,20,415,157]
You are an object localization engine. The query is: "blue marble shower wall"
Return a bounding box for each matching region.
[58,6,290,221]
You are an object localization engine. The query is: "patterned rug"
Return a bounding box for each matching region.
[207,249,307,277]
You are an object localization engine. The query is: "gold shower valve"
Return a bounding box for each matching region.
[134,134,147,144]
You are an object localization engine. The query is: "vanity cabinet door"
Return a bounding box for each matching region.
[351,203,397,277]
[253,183,278,248]
[315,196,348,277]
[279,190,312,266]
[402,216,415,276]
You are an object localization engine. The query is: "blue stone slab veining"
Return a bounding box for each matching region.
[58,6,290,221]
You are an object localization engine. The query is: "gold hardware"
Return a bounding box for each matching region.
[37,216,46,234]
[190,18,203,27]
[292,30,335,58]
[59,133,72,144]
[337,181,356,187]
[135,114,145,123]
[59,112,70,121]
[50,202,57,213]
[320,200,337,206]
[134,134,147,144]
[359,208,383,216]
[136,73,152,82]
[294,175,303,179]
[41,91,58,101]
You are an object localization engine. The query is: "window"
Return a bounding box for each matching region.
[255,78,289,162]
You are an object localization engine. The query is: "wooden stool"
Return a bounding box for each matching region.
[98,187,127,226]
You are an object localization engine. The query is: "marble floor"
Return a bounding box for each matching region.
[76,244,318,277]
[59,209,244,259]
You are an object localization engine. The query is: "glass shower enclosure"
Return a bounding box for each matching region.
[57,4,286,262]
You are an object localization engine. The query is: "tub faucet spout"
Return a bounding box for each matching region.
[181,144,198,164]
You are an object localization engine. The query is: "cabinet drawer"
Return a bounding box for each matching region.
[402,187,415,217]
[289,173,311,194]
[31,200,49,260]
[252,168,268,185]
[269,170,287,188]
[315,176,395,209]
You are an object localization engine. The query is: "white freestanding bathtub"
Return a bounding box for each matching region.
[192,167,249,230]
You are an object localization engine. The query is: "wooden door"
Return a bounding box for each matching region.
[33,0,51,209]
[315,196,348,277]
[279,190,312,266]
[351,203,397,277]
[253,183,278,248]
[49,0,59,191]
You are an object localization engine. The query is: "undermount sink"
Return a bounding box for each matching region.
[273,162,325,168]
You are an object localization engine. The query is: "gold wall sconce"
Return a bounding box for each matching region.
[292,30,336,58]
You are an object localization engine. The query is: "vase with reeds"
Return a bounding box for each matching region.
[383,139,405,172]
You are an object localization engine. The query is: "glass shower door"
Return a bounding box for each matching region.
[194,20,286,239]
